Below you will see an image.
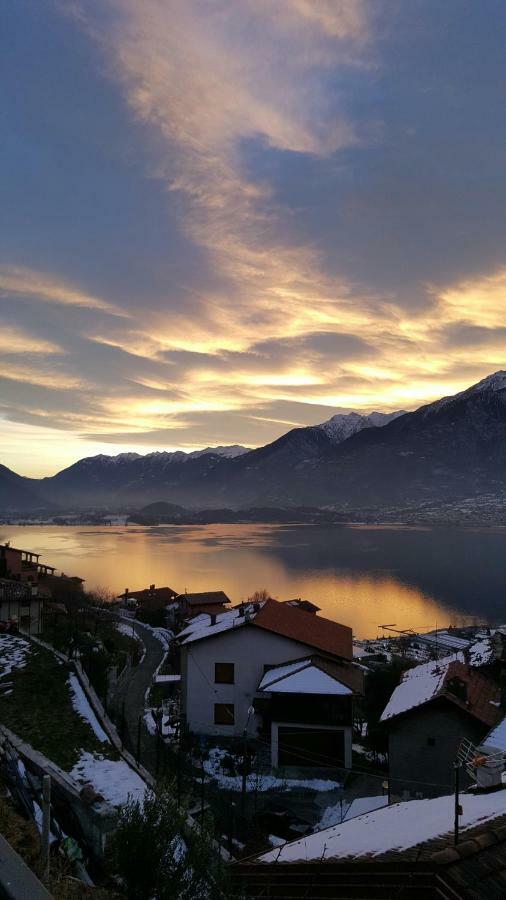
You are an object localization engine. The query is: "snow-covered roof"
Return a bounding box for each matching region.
[178,598,353,660]
[256,789,506,863]
[380,654,463,722]
[483,714,506,752]
[420,631,471,651]
[258,658,352,695]
[380,653,500,727]
[468,637,494,668]
[178,601,262,645]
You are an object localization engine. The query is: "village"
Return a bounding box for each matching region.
[0,539,505,897]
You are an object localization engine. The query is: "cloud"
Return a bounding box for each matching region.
[0,265,127,315]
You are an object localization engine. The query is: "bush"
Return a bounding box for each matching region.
[112,783,227,899]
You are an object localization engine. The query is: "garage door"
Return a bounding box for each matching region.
[277,727,344,767]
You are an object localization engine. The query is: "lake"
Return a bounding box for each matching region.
[1,524,505,638]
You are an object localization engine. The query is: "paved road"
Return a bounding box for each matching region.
[110,621,166,775]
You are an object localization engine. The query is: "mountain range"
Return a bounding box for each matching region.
[2,372,506,515]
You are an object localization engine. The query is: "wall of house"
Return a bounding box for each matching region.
[0,597,43,635]
[181,626,312,737]
[388,699,489,800]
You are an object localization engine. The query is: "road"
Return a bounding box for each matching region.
[110,620,167,775]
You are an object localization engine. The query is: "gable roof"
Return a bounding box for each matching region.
[178,590,230,606]
[380,654,501,726]
[118,586,178,602]
[258,655,363,695]
[178,598,352,660]
[255,788,506,864]
[253,599,352,660]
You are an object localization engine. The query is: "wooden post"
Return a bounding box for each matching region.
[41,775,51,883]
[454,762,461,846]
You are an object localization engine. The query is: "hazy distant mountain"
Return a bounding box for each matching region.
[0,463,49,512]
[3,373,506,514]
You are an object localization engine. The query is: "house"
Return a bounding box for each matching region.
[0,578,44,635]
[176,590,231,619]
[380,654,502,799]
[178,598,361,769]
[118,584,179,611]
[233,787,506,898]
[0,542,47,583]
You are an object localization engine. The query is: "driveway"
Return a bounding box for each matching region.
[109,620,167,775]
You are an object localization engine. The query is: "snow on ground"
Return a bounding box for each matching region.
[0,633,31,678]
[68,674,109,742]
[204,748,340,793]
[257,788,506,862]
[70,752,147,807]
[115,621,142,642]
[317,795,388,830]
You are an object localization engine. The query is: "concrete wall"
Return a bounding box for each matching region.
[388,700,488,799]
[181,626,311,737]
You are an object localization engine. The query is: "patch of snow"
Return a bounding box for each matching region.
[257,788,506,862]
[179,601,264,646]
[114,621,142,642]
[317,795,388,830]
[204,748,339,793]
[0,633,30,678]
[268,834,285,847]
[483,714,506,752]
[70,752,147,808]
[67,674,109,743]
[468,638,494,667]
[318,410,404,445]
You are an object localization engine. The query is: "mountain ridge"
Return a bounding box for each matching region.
[1,372,506,514]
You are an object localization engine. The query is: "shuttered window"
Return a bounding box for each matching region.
[215,662,235,684]
[214,703,235,725]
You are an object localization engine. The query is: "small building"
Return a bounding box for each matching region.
[176,590,231,619]
[178,598,360,770]
[118,584,179,611]
[380,654,502,798]
[0,578,44,635]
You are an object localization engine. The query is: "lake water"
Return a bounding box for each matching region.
[1,524,505,638]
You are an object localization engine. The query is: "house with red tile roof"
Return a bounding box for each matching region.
[380,654,502,799]
[178,598,360,769]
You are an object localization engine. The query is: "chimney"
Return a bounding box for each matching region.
[125,587,129,598]
[150,584,155,595]
[210,613,217,626]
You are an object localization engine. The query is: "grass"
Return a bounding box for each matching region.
[0,636,115,771]
[0,788,116,898]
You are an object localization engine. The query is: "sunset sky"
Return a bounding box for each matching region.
[2,0,506,476]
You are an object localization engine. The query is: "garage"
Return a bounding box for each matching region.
[277,726,345,768]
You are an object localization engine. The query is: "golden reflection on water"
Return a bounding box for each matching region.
[0,524,474,639]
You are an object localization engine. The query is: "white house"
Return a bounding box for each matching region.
[178,598,362,769]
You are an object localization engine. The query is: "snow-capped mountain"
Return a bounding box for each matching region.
[318,410,404,444]
[3,371,506,513]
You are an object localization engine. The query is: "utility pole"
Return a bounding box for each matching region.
[136,714,142,766]
[454,761,462,846]
[41,775,51,883]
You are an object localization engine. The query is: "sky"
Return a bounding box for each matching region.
[2,0,506,477]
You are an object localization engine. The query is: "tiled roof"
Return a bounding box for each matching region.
[381,655,501,726]
[254,599,352,660]
[178,590,230,606]
[118,586,178,602]
[178,598,353,661]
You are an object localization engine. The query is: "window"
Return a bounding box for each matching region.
[215,662,234,684]
[214,703,235,725]
[427,737,436,747]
